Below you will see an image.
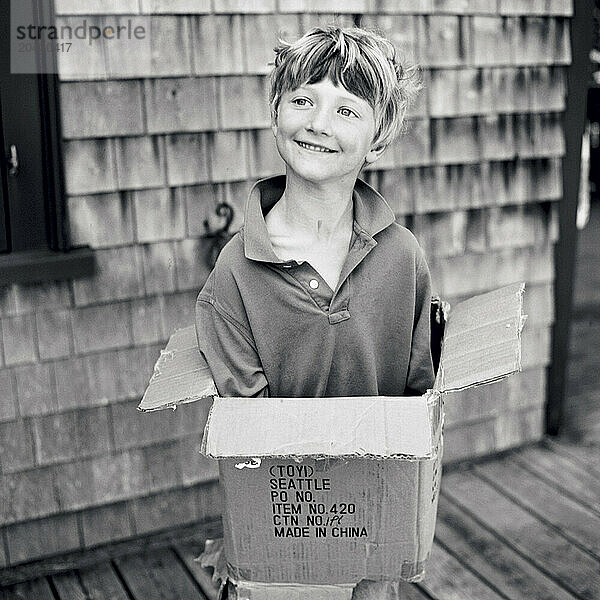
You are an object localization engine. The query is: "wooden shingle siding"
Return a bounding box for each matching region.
[60,81,145,139]
[0,0,574,565]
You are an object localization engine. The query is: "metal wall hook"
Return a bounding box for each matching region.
[203,202,235,268]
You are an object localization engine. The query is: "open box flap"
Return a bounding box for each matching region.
[137,325,217,412]
[201,395,435,459]
[434,282,526,394]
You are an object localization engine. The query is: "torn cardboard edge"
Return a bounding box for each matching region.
[230,578,355,600]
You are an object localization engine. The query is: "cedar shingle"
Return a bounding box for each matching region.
[114,137,165,191]
[191,15,245,75]
[432,0,497,13]
[54,356,91,412]
[247,129,286,179]
[530,66,566,112]
[54,0,139,14]
[242,14,302,74]
[60,81,144,139]
[55,16,108,80]
[63,139,118,196]
[209,130,250,182]
[495,406,544,450]
[469,16,515,66]
[107,16,193,79]
[413,211,468,258]
[81,502,133,547]
[130,296,165,346]
[72,246,144,305]
[487,204,544,249]
[173,238,212,292]
[0,369,17,423]
[392,118,431,167]
[432,117,479,164]
[32,407,111,466]
[129,486,198,535]
[214,0,276,12]
[145,78,218,134]
[159,291,197,335]
[2,314,37,366]
[0,419,35,474]
[71,302,132,354]
[278,0,368,12]
[218,76,271,130]
[134,188,186,243]
[357,15,419,63]
[514,17,554,66]
[139,242,177,296]
[83,347,151,406]
[67,192,135,249]
[140,0,211,13]
[378,168,418,215]
[428,69,459,117]
[1,467,60,523]
[481,114,515,161]
[14,363,57,418]
[180,184,218,238]
[422,15,465,67]
[178,434,219,486]
[111,397,208,451]
[12,282,72,316]
[5,513,80,564]
[165,133,211,186]
[35,310,72,360]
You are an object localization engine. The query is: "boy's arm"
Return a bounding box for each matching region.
[196,296,269,398]
[405,250,435,396]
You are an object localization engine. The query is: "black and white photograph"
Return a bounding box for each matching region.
[0,1,598,598]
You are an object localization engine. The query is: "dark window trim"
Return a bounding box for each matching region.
[546,0,595,435]
[0,0,94,285]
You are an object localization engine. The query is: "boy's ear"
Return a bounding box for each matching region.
[270,108,278,136]
[365,144,387,165]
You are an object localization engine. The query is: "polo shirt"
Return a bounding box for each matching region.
[195,175,434,399]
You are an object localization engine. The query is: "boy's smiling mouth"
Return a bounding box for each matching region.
[295,140,337,153]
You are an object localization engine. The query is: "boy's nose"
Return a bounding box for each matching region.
[307,107,332,135]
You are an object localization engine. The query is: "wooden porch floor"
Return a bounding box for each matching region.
[1,438,599,600]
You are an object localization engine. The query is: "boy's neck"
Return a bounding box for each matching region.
[278,171,357,239]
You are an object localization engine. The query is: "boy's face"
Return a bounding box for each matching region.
[272,78,385,188]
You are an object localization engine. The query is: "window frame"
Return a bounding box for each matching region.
[0,0,94,285]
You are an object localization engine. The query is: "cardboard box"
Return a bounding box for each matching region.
[139,282,526,595]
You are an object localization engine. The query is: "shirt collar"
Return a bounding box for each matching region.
[243,175,396,263]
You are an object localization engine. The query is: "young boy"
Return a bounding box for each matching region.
[196,25,435,599]
[196,25,433,401]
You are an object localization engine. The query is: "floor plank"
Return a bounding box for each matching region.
[0,578,55,600]
[173,541,220,600]
[546,439,600,477]
[474,455,600,559]
[435,497,578,600]
[442,470,600,600]
[51,571,88,600]
[418,542,505,600]
[512,445,600,514]
[70,563,130,600]
[0,519,221,587]
[114,548,207,600]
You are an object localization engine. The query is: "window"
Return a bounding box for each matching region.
[0,0,94,284]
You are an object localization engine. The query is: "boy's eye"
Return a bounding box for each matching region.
[291,97,311,106]
[338,107,359,118]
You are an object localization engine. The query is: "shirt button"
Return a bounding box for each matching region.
[309,279,319,289]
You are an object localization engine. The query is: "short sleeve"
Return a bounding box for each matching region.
[405,249,435,395]
[195,294,269,398]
